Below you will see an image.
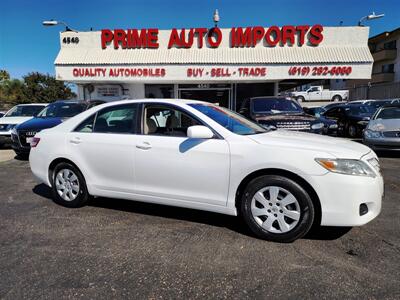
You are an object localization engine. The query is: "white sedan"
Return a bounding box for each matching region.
[29,99,383,242]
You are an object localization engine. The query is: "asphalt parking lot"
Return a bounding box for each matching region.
[0,151,399,299]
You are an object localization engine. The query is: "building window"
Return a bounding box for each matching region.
[382,64,395,74]
[145,84,174,98]
[383,40,396,50]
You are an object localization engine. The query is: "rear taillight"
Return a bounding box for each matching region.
[30,137,40,147]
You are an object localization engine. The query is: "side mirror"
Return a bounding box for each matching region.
[187,125,214,139]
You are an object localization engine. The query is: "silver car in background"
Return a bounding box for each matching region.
[363,104,400,150]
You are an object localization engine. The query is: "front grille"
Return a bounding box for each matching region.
[276,121,311,131]
[17,131,35,147]
[382,131,400,138]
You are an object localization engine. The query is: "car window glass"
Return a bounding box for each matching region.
[5,105,45,117]
[376,107,400,120]
[37,103,86,118]
[93,104,137,134]
[75,114,96,133]
[189,103,266,135]
[251,98,302,114]
[144,105,201,137]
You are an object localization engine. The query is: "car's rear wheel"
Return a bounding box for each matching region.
[296,96,305,103]
[331,95,342,102]
[240,175,314,243]
[51,162,89,208]
[347,124,357,138]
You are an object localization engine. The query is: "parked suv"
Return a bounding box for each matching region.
[11,100,104,156]
[239,97,325,134]
[0,103,47,148]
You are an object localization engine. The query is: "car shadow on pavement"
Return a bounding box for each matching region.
[33,183,352,241]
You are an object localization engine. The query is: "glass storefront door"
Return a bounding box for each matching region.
[178,84,232,109]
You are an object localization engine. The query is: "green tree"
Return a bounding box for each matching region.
[0,70,10,81]
[22,72,76,103]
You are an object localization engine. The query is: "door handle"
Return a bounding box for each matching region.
[136,141,152,150]
[70,137,82,144]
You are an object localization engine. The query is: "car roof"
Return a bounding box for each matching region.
[249,96,292,100]
[16,103,48,106]
[93,98,207,108]
[380,103,400,109]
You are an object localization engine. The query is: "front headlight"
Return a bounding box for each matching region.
[329,124,338,129]
[315,158,376,177]
[6,124,16,131]
[364,129,382,139]
[311,123,324,130]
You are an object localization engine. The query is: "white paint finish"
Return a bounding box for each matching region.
[291,86,349,101]
[134,135,230,206]
[29,99,383,227]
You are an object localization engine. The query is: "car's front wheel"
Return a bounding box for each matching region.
[240,175,315,242]
[51,162,89,208]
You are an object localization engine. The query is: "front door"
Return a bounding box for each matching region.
[134,103,230,206]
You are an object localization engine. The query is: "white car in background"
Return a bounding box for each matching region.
[29,99,383,242]
[291,86,349,102]
[0,103,47,147]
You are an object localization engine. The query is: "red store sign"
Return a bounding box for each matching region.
[100,25,323,49]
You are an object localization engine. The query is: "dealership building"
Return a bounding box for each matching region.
[54,25,373,110]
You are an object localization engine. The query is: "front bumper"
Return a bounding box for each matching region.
[0,132,12,145]
[363,137,400,150]
[307,171,383,227]
[11,131,33,154]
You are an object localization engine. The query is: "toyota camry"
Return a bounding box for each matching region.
[29,99,383,242]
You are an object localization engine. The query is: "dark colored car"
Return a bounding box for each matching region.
[11,100,105,156]
[302,106,338,135]
[239,96,325,134]
[322,104,376,138]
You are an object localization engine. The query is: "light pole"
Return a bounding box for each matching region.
[213,9,220,28]
[358,12,384,26]
[42,20,78,32]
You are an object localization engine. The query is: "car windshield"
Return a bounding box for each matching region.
[5,105,45,117]
[189,103,266,135]
[251,98,303,114]
[346,105,375,115]
[37,102,86,118]
[375,107,400,120]
[369,100,392,110]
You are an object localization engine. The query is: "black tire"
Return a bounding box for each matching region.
[240,175,314,243]
[331,95,342,102]
[347,123,357,138]
[51,162,89,208]
[296,96,305,103]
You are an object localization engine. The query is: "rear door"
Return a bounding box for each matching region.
[67,103,140,193]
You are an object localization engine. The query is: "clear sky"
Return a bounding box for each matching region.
[0,0,399,79]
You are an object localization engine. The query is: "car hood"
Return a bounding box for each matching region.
[248,130,371,159]
[0,116,33,125]
[367,119,400,132]
[254,113,317,122]
[16,117,63,131]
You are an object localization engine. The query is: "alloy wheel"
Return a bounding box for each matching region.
[55,169,80,201]
[251,186,300,233]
